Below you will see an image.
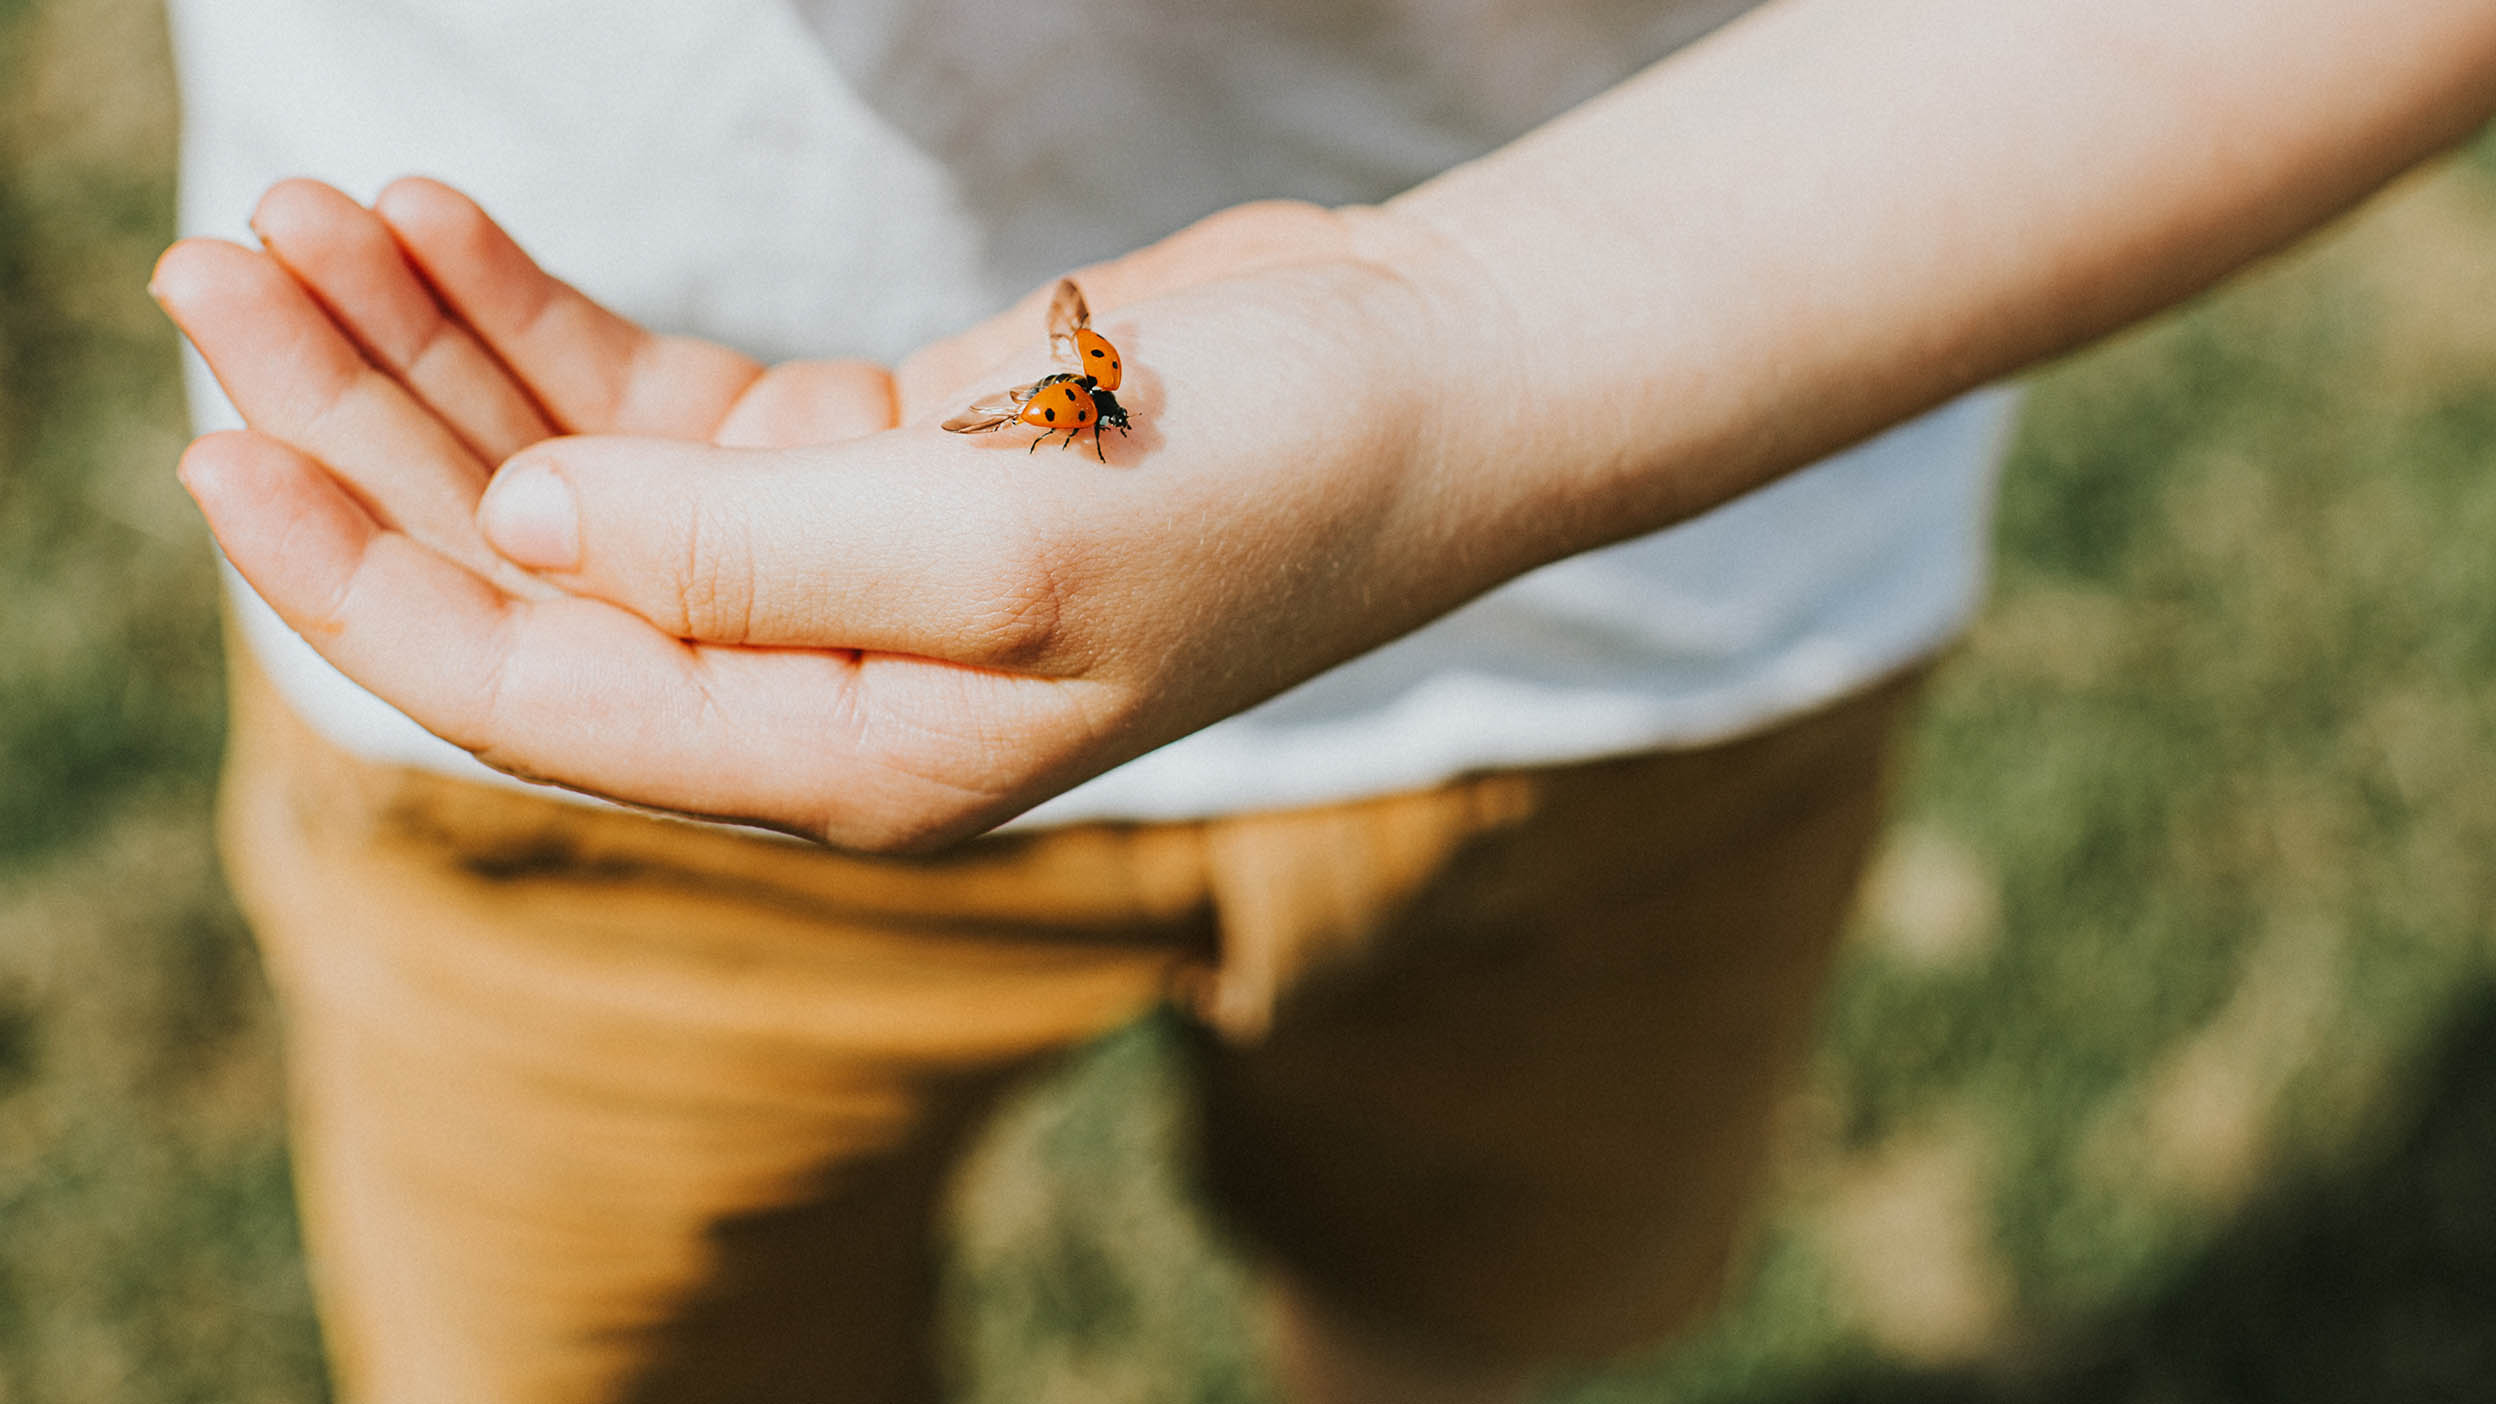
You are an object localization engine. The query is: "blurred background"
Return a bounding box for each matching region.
[3,1,2493,1401]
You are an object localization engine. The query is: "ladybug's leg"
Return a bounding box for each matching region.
[1028,430,1048,454]
[1091,424,1106,462]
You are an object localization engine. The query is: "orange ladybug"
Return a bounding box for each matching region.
[943,278,1131,460]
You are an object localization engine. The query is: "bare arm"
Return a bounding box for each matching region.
[1379,0,2496,569]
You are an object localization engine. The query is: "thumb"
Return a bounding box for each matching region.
[477,432,1075,669]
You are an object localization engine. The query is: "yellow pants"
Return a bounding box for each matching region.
[219,648,1918,1403]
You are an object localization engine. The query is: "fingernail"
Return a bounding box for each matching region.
[480,465,580,570]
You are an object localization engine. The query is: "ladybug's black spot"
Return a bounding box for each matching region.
[1089,347,1104,358]
[1044,407,1058,422]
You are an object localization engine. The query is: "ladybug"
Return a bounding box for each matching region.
[942,278,1131,460]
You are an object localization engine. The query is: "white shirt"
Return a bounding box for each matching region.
[172,0,2018,826]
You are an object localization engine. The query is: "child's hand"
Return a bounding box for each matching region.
[152,178,897,592]
[163,183,1534,849]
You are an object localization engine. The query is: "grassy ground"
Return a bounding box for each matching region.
[4,2,2494,1401]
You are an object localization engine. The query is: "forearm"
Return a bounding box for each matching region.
[1383,0,2496,562]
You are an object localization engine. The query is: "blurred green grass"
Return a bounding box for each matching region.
[3,1,2494,1402]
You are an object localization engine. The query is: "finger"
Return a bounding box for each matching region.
[372,176,765,437]
[151,236,540,594]
[249,177,558,464]
[181,428,1071,849]
[712,358,900,447]
[477,433,1086,671]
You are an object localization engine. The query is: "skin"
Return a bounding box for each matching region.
[156,0,2496,852]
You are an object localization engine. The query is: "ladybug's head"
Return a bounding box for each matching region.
[1088,386,1131,432]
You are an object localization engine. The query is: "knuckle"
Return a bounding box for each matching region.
[960,527,1075,668]
[1206,197,1330,232]
[1191,198,1346,254]
[1223,198,1337,228]
[672,491,759,642]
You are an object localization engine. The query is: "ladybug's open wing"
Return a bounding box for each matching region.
[941,407,1017,433]
[1045,278,1090,361]
[942,380,1045,434]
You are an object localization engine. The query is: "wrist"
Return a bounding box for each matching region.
[1334,199,1648,583]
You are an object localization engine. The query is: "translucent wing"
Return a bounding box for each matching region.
[941,380,1047,434]
[941,406,1017,433]
[1046,277,1091,358]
